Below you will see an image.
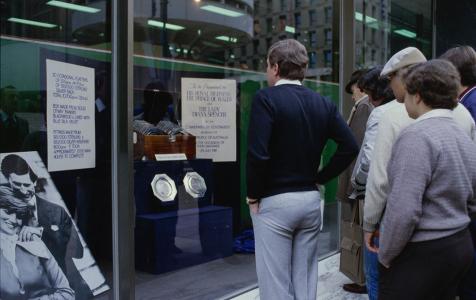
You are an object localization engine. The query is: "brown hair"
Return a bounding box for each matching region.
[440,46,476,87]
[403,59,460,109]
[345,69,368,94]
[267,39,308,81]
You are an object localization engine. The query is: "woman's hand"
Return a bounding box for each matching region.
[364,230,380,253]
[249,202,259,214]
[18,226,43,242]
[247,198,259,214]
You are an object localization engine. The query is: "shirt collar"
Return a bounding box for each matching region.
[415,109,453,123]
[275,79,302,86]
[459,85,476,103]
[354,95,368,106]
[28,195,37,208]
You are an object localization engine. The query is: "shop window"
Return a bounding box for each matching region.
[253,39,260,54]
[266,37,272,50]
[309,51,317,68]
[325,6,332,24]
[309,10,317,26]
[241,45,247,56]
[280,0,288,10]
[295,13,302,30]
[267,17,273,33]
[325,28,332,44]
[324,49,332,67]
[309,31,317,48]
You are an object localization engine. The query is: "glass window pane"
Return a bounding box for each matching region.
[132,0,340,298]
[355,0,433,67]
[1,1,113,299]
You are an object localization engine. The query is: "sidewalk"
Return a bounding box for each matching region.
[231,254,369,300]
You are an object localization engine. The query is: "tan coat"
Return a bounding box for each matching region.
[337,96,373,202]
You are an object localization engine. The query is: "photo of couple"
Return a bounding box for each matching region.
[0,152,108,299]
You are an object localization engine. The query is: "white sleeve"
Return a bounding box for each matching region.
[363,114,402,232]
[351,109,381,189]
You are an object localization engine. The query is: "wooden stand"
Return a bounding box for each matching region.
[134,132,196,160]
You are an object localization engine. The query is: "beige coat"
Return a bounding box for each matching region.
[337,96,373,202]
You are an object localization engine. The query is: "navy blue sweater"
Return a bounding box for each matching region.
[246,84,358,199]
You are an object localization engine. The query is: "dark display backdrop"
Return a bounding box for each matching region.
[435,0,476,56]
[134,64,243,234]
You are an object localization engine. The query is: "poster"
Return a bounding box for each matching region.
[181,78,236,162]
[46,59,95,172]
[0,152,109,298]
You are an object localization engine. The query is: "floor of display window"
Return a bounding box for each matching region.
[95,203,339,299]
[231,254,369,300]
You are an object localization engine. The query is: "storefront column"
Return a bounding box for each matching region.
[339,0,355,118]
[112,0,134,298]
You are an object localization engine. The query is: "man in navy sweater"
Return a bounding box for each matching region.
[246,39,358,300]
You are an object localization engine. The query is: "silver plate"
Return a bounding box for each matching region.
[183,172,207,198]
[151,174,177,202]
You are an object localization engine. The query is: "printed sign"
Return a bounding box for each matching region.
[46,59,95,172]
[181,78,236,162]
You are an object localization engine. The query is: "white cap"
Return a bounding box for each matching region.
[381,47,427,77]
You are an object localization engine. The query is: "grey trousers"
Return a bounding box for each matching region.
[251,191,321,300]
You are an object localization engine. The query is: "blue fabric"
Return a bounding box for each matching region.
[364,236,379,300]
[461,88,476,122]
[459,220,476,299]
[233,229,255,253]
[459,88,476,299]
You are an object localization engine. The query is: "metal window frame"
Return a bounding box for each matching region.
[111,0,135,298]
[337,0,355,251]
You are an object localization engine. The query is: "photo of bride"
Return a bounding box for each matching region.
[0,152,109,299]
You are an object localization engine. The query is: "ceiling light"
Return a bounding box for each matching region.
[8,17,57,28]
[200,4,243,17]
[216,35,238,43]
[394,29,417,38]
[285,26,295,33]
[47,1,100,13]
[148,20,185,31]
[355,12,379,28]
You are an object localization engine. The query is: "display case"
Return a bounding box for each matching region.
[134,159,233,274]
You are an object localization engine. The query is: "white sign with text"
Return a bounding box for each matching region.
[46,59,96,172]
[181,78,236,162]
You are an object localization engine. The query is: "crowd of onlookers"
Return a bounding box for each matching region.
[338,45,476,300]
[246,39,476,300]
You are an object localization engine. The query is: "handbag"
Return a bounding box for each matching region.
[339,199,365,284]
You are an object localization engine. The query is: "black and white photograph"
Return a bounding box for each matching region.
[0,151,109,299]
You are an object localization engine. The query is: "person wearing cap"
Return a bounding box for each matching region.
[341,66,394,300]
[0,185,74,299]
[441,45,476,300]
[378,59,476,299]
[363,48,476,299]
[337,69,373,294]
